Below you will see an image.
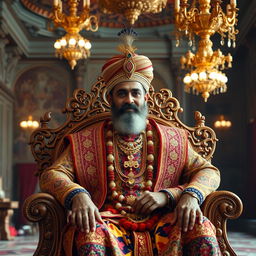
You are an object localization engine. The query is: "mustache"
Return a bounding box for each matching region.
[118,103,139,115]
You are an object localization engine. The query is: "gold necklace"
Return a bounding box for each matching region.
[106,120,155,216]
[114,133,147,187]
[116,134,143,156]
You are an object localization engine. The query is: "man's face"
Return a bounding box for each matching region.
[109,81,148,135]
[110,81,147,110]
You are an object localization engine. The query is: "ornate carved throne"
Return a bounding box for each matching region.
[23,78,243,256]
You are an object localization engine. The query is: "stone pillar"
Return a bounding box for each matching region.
[0,31,21,198]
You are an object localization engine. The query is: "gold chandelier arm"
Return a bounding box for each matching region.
[175,7,198,32]
[81,15,99,32]
[79,7,90,25]
[219,9,237,30]
[226,5,238,21]
[52,6,66,26]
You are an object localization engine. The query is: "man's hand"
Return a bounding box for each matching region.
[67,193,103,233]
[133,191,168,215]
[170,193,203,232]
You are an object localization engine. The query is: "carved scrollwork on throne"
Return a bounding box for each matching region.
[30,77,217,176]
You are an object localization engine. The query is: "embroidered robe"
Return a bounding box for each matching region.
[40,119,221,256]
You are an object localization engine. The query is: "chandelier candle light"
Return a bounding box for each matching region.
[20,115,39,129]
[214,115,232,129]
[174,0,238,102]
[52,0,98,69]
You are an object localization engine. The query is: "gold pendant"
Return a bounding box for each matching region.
[127,178,135,186]
[124,155,139,169]
[128,171,134,177]
[126,195,136,205]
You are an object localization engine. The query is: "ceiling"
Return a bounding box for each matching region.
[0,0,255,60]
[20,0,174,30]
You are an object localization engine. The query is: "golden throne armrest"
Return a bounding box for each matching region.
[23,193,66,256]
[202,190,243,256]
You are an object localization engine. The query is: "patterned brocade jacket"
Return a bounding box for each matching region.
[40,119,220,211]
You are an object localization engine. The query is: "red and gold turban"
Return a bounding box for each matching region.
[101,33,154,94]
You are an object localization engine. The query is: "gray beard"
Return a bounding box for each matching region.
[111,103,148,135]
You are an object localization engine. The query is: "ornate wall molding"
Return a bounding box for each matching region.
[0,31,21,89]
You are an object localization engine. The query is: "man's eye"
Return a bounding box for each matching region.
[118,92,126,97]
[133,92,141,97]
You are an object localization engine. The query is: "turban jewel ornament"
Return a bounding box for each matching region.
[101,28,154,95]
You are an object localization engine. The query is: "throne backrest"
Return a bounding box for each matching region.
[30,78,217,176]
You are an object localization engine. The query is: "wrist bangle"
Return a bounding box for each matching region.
[182,188,203,205]
[160,190,175,209]
[65,188,91,209]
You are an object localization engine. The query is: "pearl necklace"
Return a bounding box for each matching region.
[106,120,155,216]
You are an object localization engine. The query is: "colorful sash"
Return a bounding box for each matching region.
[152,120,188,191]
[68,121,107,208]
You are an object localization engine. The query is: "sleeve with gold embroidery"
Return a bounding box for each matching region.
[181,142,221,205]
[39,145,90,209]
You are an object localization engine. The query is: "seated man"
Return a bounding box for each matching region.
[40,32,221,256]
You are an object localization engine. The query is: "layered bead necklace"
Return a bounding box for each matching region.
[114,133,147,188]
[106,120,155,216]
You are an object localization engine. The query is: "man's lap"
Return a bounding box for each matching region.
[73,213,221,256]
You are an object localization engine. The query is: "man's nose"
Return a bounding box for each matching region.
[125,93,134,104]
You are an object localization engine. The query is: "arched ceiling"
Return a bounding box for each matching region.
[0,0,254,60]
[20,0,174,28]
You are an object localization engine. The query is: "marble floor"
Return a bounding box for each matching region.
[0,232,255,255]
[0,235,38,255]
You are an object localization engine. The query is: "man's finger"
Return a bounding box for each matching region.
[144,203,157,216]
[182,208,190,232]
[135,197,151,214]
[95,210,104,224]
[76,211,83,231]
[70,211,77,226]
[88,209,96,232]
[139,200,155,215]
[170,208,177,225]
[82,212,89,233]
[197,209,203,224]
[177,207,185,229]
[67,210,72,223]
[133,193,148,212]
[189,210,196,231]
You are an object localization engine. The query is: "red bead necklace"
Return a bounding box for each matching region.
[106,120,161,231]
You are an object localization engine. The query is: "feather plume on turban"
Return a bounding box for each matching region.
[101,29,154,95]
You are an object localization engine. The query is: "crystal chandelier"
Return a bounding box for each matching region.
[52,0,98,69]
[174,0,238,102]
[99,0,167,25]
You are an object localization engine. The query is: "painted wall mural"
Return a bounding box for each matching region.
[14,66,71,163]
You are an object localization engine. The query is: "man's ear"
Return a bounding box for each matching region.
[144,93,149,102]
